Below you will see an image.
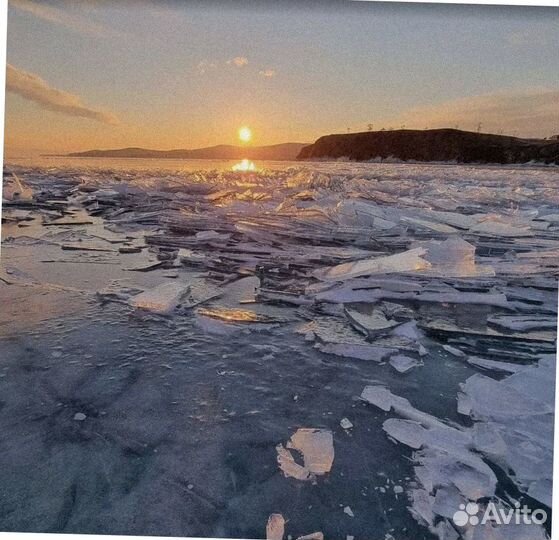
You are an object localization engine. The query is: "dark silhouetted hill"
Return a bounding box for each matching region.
[297,129,559,164]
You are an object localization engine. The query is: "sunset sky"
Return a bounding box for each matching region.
[4,0,559,156]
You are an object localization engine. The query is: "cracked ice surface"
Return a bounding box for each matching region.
[1,161,557,539]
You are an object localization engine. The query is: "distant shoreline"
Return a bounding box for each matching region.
[34,128,559,166]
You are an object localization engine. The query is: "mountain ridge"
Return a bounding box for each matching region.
[63,143,308,161]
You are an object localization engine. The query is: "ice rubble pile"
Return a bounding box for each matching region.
[3,162,558,539]
[361,354,554,540]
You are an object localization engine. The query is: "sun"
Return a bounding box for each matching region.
[238,126,252,143]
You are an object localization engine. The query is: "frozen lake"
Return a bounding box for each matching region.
[1,160,557,539]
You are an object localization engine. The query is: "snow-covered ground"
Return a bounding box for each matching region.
[1,161,557,539]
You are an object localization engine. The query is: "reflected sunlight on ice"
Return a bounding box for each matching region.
[231,159,257,172]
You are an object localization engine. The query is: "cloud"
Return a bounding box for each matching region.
[227,56,249,68]
[259,69,276,78]
[197,60,217,74]
[383,89,559,138]
[6,64,120,126]
[199,56,250,74]
[10,0,117,37]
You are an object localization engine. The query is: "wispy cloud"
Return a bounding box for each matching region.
[383,89,559,138]
[198,56,251,74]
[197,60,217,74]
[10,0,118,37]
[259,69,276,78]
[227,56,249,68]
[6,64,120,125]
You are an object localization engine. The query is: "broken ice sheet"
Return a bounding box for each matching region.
[196,307,281,323]
[313,247,431,281]
[335,199,397,230]
[2,172,33,201]
[296,533,324,540]
[461,358,554,508]
[344,305,401,338]
[266,514,285,540]
[401,215,459,234]
[276,428,334,481]
[361,385,449,431]
[412,236,495,277]
[389,354,423,373]
[297,317,396,361]
[362,383,508,535]
[466,356,522,374]
[421,318,555,343]
[195,313,242,335]
[487,314,557,332]
[469,218,534,238]
[129,281,190,313]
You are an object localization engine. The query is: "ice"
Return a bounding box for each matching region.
[442,345,466,357]
[389,355,423,373]
[470,520,549,540]
[276,429,334,481]
[61,243,115,252]
[317,343,395,361]
[412,237,495,277]
[344,305,401,337]
[314,248,431,281]
[432,486,466,519]
[466,356,522,374]
[129,282,191,313]
[118,245,143,254]
[528,479,553,508]
[343,506,354,517]
[422,318,555,344]
[460,359,554,508]
[471,423,507,458]
[196,307,279,323]
[383,418,425,449]
[401,216,459,234]
[421,209,478,230]
[391,320,422,340]
[416,292,509,308]
[469,218,534,238]
[296,533,324,540]
[335,199,396,230]
[297,318,397,361]
[360,383,545,537]
[195,313,241,335]
[487,314,557,332]
[181,279,222,308]
[461,372,552,419]
[2,161,557,539]
[408,489,435,527]
[361,386,449,430]
[2,172,33,201]
[517,248,559,259]
[266,514,285,540]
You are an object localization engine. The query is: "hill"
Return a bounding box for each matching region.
[66,143,308,161]
[297,129,559,164]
